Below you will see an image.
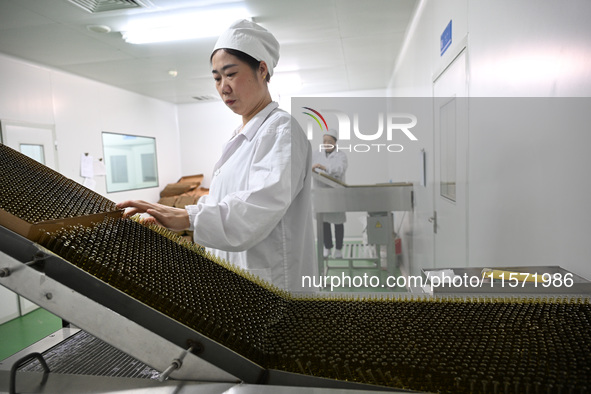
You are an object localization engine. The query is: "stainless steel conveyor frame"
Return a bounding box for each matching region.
[0,225,242,383]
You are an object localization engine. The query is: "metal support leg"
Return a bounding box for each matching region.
[316,213,325,286]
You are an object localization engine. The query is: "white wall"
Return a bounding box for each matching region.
[0,53,181,204]
[0,52,183,323]
[177,100,241,188]
[468,1,591,97]
[388,0,591,280]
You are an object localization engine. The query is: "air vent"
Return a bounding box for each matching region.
[67,0,148,13]
[192,95,220,102]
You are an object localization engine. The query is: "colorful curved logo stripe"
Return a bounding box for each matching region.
[302,107,328,131]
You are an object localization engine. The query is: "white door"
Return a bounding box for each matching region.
[432,49,469,268]
[2,122,57,170]
[1,121,57,316]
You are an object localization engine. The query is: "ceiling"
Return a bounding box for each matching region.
[0,0,417,104]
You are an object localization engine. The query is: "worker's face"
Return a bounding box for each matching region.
[211,50,268,121]
[323,135,337,153]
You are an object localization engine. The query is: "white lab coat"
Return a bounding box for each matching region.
[312,149,348,224]
[187,102,317,291]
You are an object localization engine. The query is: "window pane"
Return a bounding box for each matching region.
[102,132,158,193]
[20,144,45,165]
[440,99,456,202]
[141,153,157,182]
[110,155,129,183]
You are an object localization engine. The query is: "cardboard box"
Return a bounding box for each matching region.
[160,183,195,198]
[174,195,198,208]
[158,174,208,205]
[178,174,203,184]
[0,208,122,243]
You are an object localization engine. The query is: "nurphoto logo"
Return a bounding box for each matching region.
[299,104,418,153]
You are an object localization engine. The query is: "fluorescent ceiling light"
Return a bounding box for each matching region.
[122,7,249,44]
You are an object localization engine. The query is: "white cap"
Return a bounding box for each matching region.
[324,129,338,141]
[212,19,280,76]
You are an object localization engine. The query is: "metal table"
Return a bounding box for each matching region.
[312,172,413,280]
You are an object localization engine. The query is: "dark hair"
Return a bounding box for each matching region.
[211,48,271,82]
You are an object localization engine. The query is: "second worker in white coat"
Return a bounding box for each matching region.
[312,129,348,259]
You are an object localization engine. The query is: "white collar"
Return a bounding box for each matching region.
[232,101,279,141]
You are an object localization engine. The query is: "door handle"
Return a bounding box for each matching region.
[428,211,437,234]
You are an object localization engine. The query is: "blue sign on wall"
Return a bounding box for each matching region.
[440,20,452,56]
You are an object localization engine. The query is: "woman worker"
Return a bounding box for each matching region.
[312,129,348,259]
[117,20,316,291]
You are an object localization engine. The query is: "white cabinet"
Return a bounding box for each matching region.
[0,286,19,325]
[19,296,39,315]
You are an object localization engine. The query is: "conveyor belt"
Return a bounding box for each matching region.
[0,145,116,222]
[1,144,591,393]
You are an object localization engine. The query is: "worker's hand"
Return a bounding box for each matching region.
[116,200,191,232]
[312,163,326,172]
